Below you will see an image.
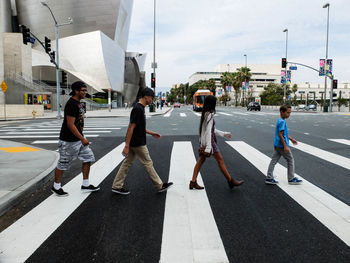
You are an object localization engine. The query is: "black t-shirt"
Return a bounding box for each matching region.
[130,103,146,147]
[59,98,84,142]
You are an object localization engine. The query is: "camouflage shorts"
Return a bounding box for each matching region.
[57,140,95,170]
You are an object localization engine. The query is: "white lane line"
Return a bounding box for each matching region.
[328,139,350,146]
[192,111,201,117]
[291,141,350,170]
[304,133,310,135]
[0,143,126,262]
[180,113,187,117]
[217,112,232,116]
[161,142,228,263]
[31,140,58,144]
[4,131,111,134]
[164,108,174,117]
[0,135,99,138]
[226,141,350,246]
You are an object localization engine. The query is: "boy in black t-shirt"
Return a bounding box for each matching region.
[112,88,173,194]
[52,81,100,196]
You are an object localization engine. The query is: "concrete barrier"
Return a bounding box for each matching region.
[0,104,44,119]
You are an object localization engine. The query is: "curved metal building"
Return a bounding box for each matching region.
[14,0,136,98]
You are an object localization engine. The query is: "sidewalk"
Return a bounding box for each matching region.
[0,140,59,216]
[0,106,171,216]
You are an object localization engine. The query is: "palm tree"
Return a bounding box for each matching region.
[220,72,231,95]
[237,67,252,106]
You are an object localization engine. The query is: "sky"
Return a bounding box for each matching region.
[127,0,350,93]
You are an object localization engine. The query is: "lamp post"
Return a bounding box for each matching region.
[283,28,288,104]
[243,54,247,105]
[152,0,156,92]
[323,3,331,112]
[41,1,73,119]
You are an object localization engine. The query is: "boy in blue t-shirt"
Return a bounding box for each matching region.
[265,105,302,185]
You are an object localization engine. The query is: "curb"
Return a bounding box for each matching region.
[0,151,59,217]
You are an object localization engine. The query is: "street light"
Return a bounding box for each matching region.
[244,54,247,68]
[323,3,330,111]
[283,28,288,104]
[41,1,73,119]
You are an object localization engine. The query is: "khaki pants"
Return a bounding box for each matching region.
[112,145,163,190]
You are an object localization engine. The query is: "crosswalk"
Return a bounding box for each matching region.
[0,119,129,144]
[163,110,315,118]
[0,137,349,262]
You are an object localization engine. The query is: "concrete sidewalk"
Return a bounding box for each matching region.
[0,140,59,216]
[0,106,171,216]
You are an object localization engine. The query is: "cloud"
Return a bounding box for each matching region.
[128,0,350,90]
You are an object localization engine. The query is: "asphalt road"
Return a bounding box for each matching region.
[0,106,349,263]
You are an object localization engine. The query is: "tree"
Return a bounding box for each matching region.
[260,83,292,105]
[237,67,252,106]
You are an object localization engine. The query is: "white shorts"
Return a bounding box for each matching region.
[57,140,95,170]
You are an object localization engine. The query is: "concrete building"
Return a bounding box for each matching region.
[1,0,143,110]
[189,64,350,103]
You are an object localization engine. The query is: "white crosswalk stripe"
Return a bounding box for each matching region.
[180,113,187,117]
[291,141,350,170]
[161,142,229,262]
[226,141,350,247]
[328,139,350,146]
[164,108,174,117]
[0,143,126,262]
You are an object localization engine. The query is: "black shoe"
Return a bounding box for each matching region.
[158,182,173,193]
[51,186,69,197]
[112,187,130,195]
[81,184,100,192]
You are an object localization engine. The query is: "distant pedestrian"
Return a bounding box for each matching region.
[124,102,128,109]
[190,95,244,190]
[112,87,173,195]
[265,105,302,185]
[52,81,100,196]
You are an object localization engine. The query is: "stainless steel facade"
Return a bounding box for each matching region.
[13,0,134,96]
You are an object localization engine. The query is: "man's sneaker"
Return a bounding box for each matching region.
[265,178,279,185]
[81,184,100,192]
[51,186,69,197]
[112,188,130,195]
[158,182,173,193]
[288,177,303,185]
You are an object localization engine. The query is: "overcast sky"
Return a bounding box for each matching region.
[128,0,350,92]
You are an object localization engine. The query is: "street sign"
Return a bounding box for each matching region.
[289,66,297,70]
[1,81,8,93]
[319,59,325,76]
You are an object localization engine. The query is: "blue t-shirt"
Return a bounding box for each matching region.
[274,118,289,148]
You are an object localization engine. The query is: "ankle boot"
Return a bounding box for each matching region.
[228,178,244,189]
[189,180,204,190]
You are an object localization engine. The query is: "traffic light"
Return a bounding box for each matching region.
[61,71,67,84]
[50,51,55,63]
[21,25,30,45]
[151,73,155,88]
[282,58,287,68]
[332,79,338,89]
[44,37,51,53]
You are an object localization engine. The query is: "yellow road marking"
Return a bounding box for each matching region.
[0,147,40,153]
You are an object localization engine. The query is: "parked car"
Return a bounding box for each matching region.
[173,102,181,108]
[247,102,261,111]
[307,104,317,111]
[296,104,306,111]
